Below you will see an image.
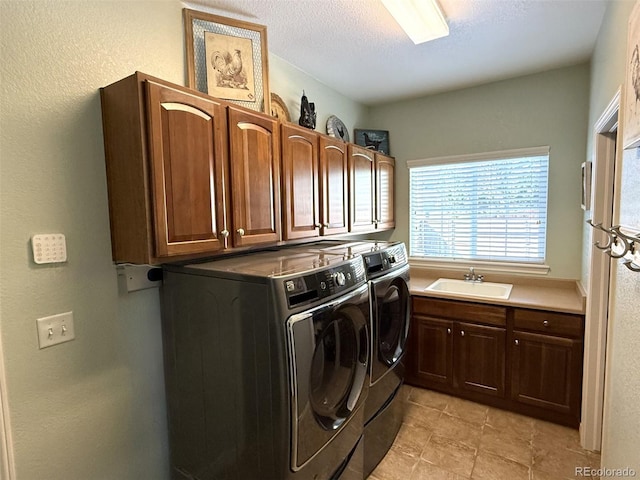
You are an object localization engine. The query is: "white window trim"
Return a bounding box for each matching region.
[406,146,550,168]
[408,146,551,274]
[409,257,551,275]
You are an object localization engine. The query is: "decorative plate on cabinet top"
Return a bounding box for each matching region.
[270,93,290,122]
[326,115,349,142]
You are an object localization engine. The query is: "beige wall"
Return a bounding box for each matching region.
[588,0,640,470]
[0,1,367,479]
[368,64,591,279]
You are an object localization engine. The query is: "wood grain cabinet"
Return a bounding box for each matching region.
[347,145,395,233]
[100,73,282,264]
[406,296,584,427]
[228,106,281,247]
[510,308,584,425]
[100,72,231,264]
[375,153,396,230]
[319,135,349,235]
[407,297,506,401]
[280,124,320,240]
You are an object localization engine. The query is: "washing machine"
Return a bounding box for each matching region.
[161,249,371,480]
[285,241,411,476]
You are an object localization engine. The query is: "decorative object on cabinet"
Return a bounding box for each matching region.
[623,1,640,149]
[326,115,349,142]
[354,129,390,155]
[587,220,640,272]
[581,161,592,211]
[298,90,316,129]
[183,9,270,113]
[270,92,290,122]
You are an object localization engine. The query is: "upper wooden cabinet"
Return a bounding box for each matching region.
[375,153,396,230]
[347,145,395,233]
[319,135,349,235]
[348,144,376,232]
[281,124,320,240]
[100,72,396,264]
[100,72,231,264]
[228,106,281,247]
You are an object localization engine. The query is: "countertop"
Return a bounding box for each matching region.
[409,267,586,315]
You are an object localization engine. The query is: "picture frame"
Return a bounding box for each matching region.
[183,9,270,113]
[623,1,640,149]
[581,161,592,211]
[354,129,390,155]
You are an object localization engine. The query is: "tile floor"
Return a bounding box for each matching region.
[369,385,601,480]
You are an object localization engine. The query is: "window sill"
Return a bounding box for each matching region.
[408,257,551,276]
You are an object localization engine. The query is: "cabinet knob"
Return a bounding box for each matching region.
[460,330,465,337]
[237,228,245,236]
[323,223,329,228]
[515,339,520,346]
[447,328,451,335]
[543,320,549,327]
[315,223,321,228]
[220,229,229,238]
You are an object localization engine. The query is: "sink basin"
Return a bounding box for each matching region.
[425,278,513,300]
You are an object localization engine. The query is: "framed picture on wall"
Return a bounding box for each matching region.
[623,1,640,149]
[581,161,592,211]
[183,9,271,113]
[354,129,390,155]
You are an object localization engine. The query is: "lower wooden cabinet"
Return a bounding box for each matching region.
[406,296,584,427]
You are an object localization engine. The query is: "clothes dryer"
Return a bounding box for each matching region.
[283,241,411,476]
[161,250,371,480]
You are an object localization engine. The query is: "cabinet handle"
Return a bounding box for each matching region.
[543,320,549,327]
[515,339,520,346]
[220,229,229,238]
[460,330,465,337]
[237,228,245,236]
[447,328,451,335]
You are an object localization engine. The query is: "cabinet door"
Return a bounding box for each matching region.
[281,124,320,240]
[348,144,375,232]
[145,80,229,257]
[511,331,583,416]
[319,136,349,235]
[375,154,395,230]
[406,316,454,389]
[228,107,281,247]
[455,322,506,398]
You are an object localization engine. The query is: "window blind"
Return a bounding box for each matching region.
[409,149,549,263]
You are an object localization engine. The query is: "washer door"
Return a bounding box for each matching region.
[371,271,410,383]
[287,284,369,470]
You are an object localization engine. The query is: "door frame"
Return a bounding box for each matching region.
[0,327,16,479]
[580,88,620,451]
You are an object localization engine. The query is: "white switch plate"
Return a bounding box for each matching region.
[31,234,67,264]
[36,311,75,349]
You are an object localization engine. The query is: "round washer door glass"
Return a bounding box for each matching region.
[309,304,367,430]
[378,277,410,365]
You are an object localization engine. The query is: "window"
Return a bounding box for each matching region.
[408,147,549,264]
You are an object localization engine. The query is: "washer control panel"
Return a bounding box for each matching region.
[283,258,366,308]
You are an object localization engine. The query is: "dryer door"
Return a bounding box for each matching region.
[371,267,410,383]
[287,284,370,471]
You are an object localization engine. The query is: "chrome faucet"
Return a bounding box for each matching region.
[464,267,484,283]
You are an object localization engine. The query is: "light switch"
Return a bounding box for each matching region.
[31,234,67,264]
[36,311,75,349]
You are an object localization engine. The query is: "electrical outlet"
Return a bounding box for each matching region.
[36,311,75,349]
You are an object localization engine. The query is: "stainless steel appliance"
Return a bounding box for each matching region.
[287,241,410,476]
[161,250,371,480]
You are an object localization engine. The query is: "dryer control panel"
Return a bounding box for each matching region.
[283,259,366,308]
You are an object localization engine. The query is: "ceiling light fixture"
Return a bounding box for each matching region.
[381,0,449,44]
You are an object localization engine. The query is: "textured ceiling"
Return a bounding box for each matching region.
[184,0,609,106]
